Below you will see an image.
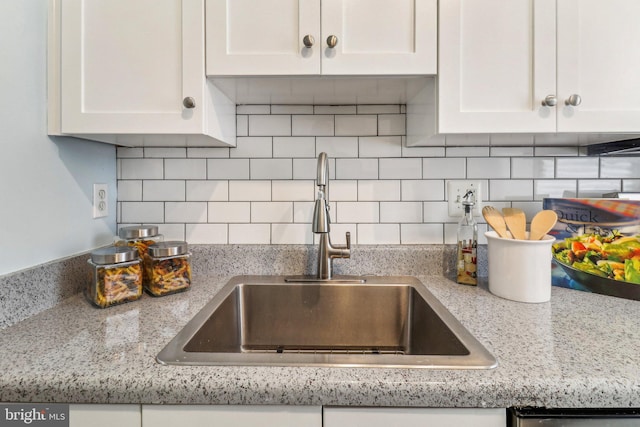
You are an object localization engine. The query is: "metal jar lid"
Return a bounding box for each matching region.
[91,246,139,265]
[148,241,189,258]
[118,225,160,239]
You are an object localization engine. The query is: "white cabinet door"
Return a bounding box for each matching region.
[142,405,321,427]
[438,0,557,133]
[206,0,321,75]
[60,0,202,134]
[321,0,437,75]
[52,0,235,146]
[70,404,141,427]
[557,0,640,132]
[324,407,506,427]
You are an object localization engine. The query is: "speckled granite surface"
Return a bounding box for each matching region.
[0,247,638,407]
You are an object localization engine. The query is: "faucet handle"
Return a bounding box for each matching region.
[345,231,351,249]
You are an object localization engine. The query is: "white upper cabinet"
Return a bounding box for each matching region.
[557,0,640,133]
[49,0,235,147]
[206,0,437,75]
[439,0,640,134]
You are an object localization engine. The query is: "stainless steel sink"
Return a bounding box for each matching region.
[157,275,497,369]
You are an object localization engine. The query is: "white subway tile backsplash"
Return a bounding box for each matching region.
[165,159,207,180]
[118,180,142,201]
[401,180,445,201]
[121,159,164,180]
[357,105,400,114]
[378,114,405,136]
[490,180,534,201]
[330,180,358,201]
[229,224,271,244]
[556,158,599,178]
[337,202,379,223]
[467,157,510,179]
[186,224,227,244]
[186,180,228,201]
[357,224,399,244]
[423,158,465,179]
[229,181,271,201]
[534,180,577,200]
[208,159,250,180]
[316,137,359,158]
[236,115,249,137]
[359,136,402,158]
[271,224,313,244]
[251,202,293,223]
[250,159,292,180]
[401,224,443,244]
[208,202,250,223]
[273,137,315,158]
[577,180,621,198]
[601,157,640,178]
[249,115,291,136]
[187,147,230,158]
[121,202,164,223]
[511,158,555,179]
[145,147,186,158]
[379,158,422,179]
[231,137,273,158]
[335,115,377,136]
[380,202,422,223]
[358,180,400,201]
[292,115,334,136]
[335,159,378,180]
[165,202,207,223]
[143,180,185,201]
[116,104,638,247]
[272,180,314,201]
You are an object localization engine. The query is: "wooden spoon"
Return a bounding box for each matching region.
[529,210,558,240]
[482,206,510,238]
[502,207,527,240]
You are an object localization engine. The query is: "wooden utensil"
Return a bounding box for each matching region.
[529,210,557,240]
[482,206,510,238]
[502,207,527,240]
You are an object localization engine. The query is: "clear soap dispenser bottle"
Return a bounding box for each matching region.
[456,190,478,285]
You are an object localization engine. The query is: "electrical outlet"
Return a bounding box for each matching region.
[93,183,108,218]
[447,180,482,216]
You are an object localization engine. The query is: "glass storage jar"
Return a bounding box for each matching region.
[87,246,142,308]
[116,225,163,258]
[145,241,192,296]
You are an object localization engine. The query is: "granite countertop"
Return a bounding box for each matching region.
[1,270,639,408]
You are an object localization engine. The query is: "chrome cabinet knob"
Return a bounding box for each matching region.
[565,94,582,106]
[326,35,338,48]
[541,95,557,107]
[302,35,315,48]
[183,97,196,109]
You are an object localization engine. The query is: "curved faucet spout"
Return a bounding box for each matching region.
[312,152,351,280]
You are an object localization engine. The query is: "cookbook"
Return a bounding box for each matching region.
[543,198,640,301]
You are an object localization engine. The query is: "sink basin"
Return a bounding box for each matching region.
[157,275,497,369]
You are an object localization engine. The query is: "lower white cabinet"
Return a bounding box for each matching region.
[323,407,506,427]
[70,404,141,427]
[141,405,322,427]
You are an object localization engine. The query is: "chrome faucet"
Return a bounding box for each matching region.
[312,152,351,280]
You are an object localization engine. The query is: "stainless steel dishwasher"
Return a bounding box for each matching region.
[509,408,640,426]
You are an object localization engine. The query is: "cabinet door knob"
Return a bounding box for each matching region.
[303,34,315,48]
[326,35,338,48]
[565,94,582,106]
[541,95,557,107]
[183,97,196,109]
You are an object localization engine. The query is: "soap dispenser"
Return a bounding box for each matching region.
[456,190,478,285]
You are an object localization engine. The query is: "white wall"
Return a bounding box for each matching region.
[0,0,116,276]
